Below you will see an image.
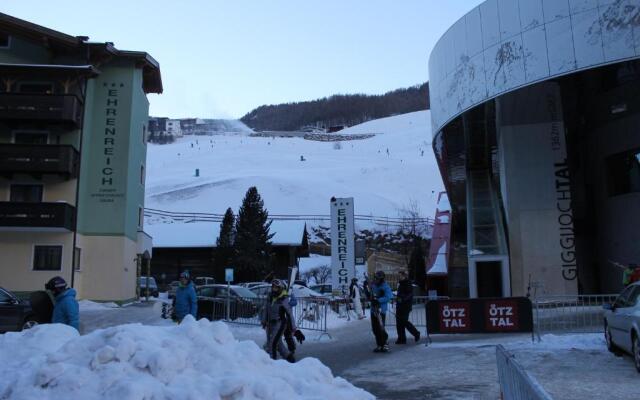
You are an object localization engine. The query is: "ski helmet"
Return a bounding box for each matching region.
[179,270,190,280]
[374,270,385,281]
[45,276,67,291]
[271,279,285,291]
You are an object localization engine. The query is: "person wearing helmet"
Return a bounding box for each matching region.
[174,270,197,322]
[45,276,79,331]
[370,270,393,352]
[261,279,305,362]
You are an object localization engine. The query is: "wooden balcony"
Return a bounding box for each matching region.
[0,93,83,127]
[0,144,79,178]
[0,202,76,231]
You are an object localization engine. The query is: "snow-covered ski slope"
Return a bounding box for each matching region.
[146,110,443,226]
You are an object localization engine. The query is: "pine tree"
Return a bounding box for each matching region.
[216,208,236,268]
[300,223,310,257]
[234,187,274,281]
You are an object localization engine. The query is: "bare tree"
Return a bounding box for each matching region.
[301,264,332,284]
[397,199,429,238]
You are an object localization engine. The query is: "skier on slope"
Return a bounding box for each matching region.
[45,276,79,331]
[370,271,393,353]
[261,279,305,362]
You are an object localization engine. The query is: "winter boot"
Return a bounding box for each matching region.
[286,353,296,363]
[414,332,421,343]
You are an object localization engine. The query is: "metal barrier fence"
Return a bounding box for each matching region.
[496,345,553,400]
[164,295,330,335]
[532,294,618,339]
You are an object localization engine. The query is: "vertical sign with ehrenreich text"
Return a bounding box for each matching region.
[331,197,355,295]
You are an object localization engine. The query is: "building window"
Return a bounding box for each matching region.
[607,149,640,196]
[73,247,81,271]
[33,245,63,271]
[0,33,9,48]
[10,184,43,203]
[140,164,145,185]
[17,82,54,94]
[142,124,146,144]
[138,207,143,228]
[13,131,49,144]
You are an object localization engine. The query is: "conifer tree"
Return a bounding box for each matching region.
[300,223,310,257]
[234,187,274,281]
[216,208,236,268]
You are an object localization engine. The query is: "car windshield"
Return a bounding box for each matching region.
[138,277,157,286]
[232,286,257,298]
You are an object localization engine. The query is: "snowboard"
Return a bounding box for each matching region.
[29,290,54,323]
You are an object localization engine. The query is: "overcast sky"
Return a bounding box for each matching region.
[2,1,483,119]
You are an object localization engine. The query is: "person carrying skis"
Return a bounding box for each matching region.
[174,270,197,322]
[45,276,79,331]
[261,279,305,362]
[395,270,421,344]
[350,278,365,319]
[370,270,393,352]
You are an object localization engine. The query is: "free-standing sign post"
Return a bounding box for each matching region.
[225,268,233,320]
[330,197,355,295]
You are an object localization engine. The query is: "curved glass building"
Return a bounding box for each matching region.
[429,0,640,297]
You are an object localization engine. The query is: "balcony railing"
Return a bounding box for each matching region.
[0,202,76,231]
[0,93,83,127]
[0,144,79,178]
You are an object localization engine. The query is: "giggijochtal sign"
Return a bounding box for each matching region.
[330,197,355,295]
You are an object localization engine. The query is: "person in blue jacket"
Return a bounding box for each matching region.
[370,270,393,352]
[45,276,79,331]
[174,270,197,322]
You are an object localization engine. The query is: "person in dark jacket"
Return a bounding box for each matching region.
[174,270,197,322]
[370,271,393,352]
[261,279,305,362]
[45,276,79,331]
[395,270,420,344]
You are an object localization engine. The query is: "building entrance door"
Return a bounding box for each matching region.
[476,261,503,297]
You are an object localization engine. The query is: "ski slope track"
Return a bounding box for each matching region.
[146,111,443,234]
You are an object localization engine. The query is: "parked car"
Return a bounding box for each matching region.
[603,282,640,372]
[196,284,260,321]
[239,282,269,289]
[138,277,159,297]
[291,284,327,299]
[194,277,215,287]
[249,284,271,298]
[310,284,332,295]
[167,281,180,298]
[0,287,39,333]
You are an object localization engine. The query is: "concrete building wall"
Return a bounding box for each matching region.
[0,231,74,291]
[75,234,138,300]
[497,82,578,296]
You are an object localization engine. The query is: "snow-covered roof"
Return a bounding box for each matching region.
[147,220,306,248]
[298,254,331,274]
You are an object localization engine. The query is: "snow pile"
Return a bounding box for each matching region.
[79,300,120,311]
[0,317,373,400]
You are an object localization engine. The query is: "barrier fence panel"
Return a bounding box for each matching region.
[496,345,553,400]
[532,294,618,338]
